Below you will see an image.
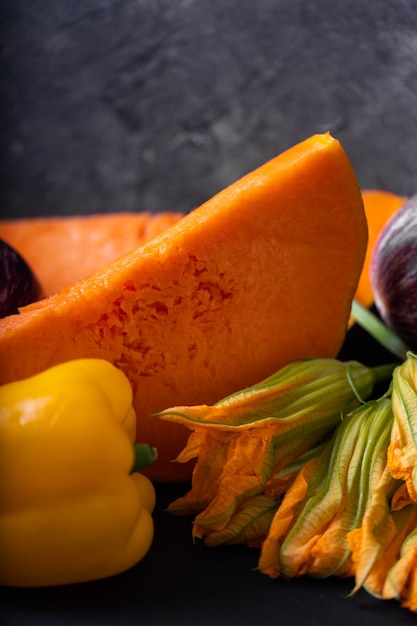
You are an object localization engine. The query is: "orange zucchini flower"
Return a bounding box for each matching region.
[388,352,417,503]
[158,358,391,546]
[383,517,417,611]
[259,397,394,579]
[349,496,417,611]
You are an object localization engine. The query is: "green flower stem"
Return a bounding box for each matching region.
[350,300,411,362]
[131,443,158,472]
[368,362,399,388]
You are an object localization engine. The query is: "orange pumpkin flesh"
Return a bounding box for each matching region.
[0,134,367,483]
[0,212,183,298]
[1,190,401,328]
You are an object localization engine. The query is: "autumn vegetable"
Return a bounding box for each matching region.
[159,357,394,544]
[388,352,417,504]
[354,190,406,308]
[0,133,367,482]
[348,485,417,610]
[0,212,183,298]
[2,188,398,309]
[347,353,417,611]
[160,350,417,612]
[259,396,396,579]
[0,239,44,318]
[370,194,417,350]
[1,188,400,310]
[0,359,156,587]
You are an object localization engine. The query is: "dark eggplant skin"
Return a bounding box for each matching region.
[0,239,44,318]
[371,195,417,350]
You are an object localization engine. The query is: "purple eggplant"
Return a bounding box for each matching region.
[0,239,44,318]
[370,195,417,350]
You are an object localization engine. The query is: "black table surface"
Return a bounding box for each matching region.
[1,2,417,624]
[1,491,416,626]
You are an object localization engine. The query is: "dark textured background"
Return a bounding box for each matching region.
[2,4,417,625]
[2,0,417,219]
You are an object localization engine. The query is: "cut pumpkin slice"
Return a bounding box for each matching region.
[0,212,184,297]
[0,133,367,482]
[2,189,403,310]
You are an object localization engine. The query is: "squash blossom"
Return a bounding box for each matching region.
[372,351,417,612]
[349,496,417,612]
[0,359,156,587]
[259,396,395,579]
[383,516,417,612]
[158,358,393,546]
[388,352,417,503]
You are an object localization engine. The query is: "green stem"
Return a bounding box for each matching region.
[350,300,410,362]
[131,443,158,472]
[371,362,399,385]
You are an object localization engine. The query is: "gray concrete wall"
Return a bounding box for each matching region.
[2,0,417,218]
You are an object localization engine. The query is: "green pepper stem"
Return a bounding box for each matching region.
[350,300,411,362]
[131,443,158,472]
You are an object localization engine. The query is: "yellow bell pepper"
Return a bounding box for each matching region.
[0,358,156,587]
